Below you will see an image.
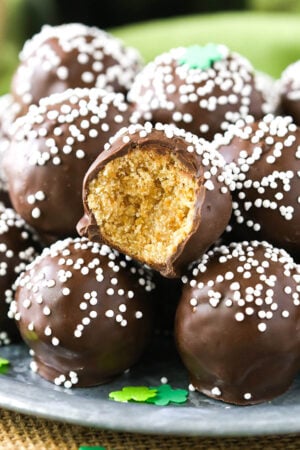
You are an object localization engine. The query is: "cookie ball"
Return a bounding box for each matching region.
[216,115,300,256]
[11,237,156,387]
[278,60,300,125]
[175,241,300,405]
[11,23,142,115]
[128,44,272,140]
[77,122,232,278]
[3,88,133,240]
[0,206,39,344]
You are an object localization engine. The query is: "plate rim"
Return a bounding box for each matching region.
[1,370,300,437]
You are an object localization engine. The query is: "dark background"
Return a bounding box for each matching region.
[1,0,299,94]
[21,0,247,38]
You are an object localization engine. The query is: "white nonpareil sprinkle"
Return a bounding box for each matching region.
[211,387,221,396]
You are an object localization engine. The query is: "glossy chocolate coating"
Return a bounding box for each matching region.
[0,206,39,344]
[3,88,132,239]
[11,23,142,115]
[128,45,272,141]
[12,237,156,388]
[216,115,300,256]
[175,241,300,405]
[77,123,232,277]
[278,61,300,125]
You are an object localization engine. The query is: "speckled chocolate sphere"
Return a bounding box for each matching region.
[175,241,300,405]
[278,60,300,125]
[11,237,155,388]
[128,44,273,140]
[78,122,232,277]
[3,88,132,240]
[216,115,300,256]
[11,23,142,115]
[0,206,39,344]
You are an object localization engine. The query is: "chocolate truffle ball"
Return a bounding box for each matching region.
[77,122,232,278]
[3,88,133,240]
[278,60,300,125]
[216,114,300,256]
[0,206,39,344]
[11,23,142,115]
[175,241,300,405]
[128,44,273,140]
[11,237,155,388]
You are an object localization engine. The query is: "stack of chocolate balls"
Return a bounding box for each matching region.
[0,24,299,405]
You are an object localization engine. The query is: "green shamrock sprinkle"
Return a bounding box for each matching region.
[79,447,106,450]
[0,358,10,375]
[179,44,223,70]
[109,386,157,403]
[146,384,189,406]
[0,358,9,368]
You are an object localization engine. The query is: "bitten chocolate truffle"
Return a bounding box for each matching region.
[216,114,300,256]
[175,241,300,405]
[128,44,273,140]
[3,88,132,240]
[278,60,300,125]
[11,23,142,115]
[77,122,232,278]
[11,237,155,388]
[0,206,39,344]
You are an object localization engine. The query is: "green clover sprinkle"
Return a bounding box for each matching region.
[79,447,106,450]
[146,384,189,406]
[109,386,157,403]
[179,44,223,70]
[0,358,9,368]
[0,358,10,375]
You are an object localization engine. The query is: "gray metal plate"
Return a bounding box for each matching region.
[0,339,299,437]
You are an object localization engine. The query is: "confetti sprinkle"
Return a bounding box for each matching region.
[0,358,9,368]
[79,447,106,450]
[109,386,157,403]
[0,358,10,375]
[146,384,189,406]
[109,384,189,406]
[179,44,223,70]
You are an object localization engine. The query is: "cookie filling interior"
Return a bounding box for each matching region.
[87,147,198,265]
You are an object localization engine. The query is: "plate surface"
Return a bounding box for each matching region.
[1,339,300,437]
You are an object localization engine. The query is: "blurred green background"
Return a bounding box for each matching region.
[0,0,300,95]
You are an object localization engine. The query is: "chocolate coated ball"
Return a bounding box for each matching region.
[129,44,273,140]
[11,237,156,387]
[175,241,300,405]
[3,88,132,239]
[11,23,142,115]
